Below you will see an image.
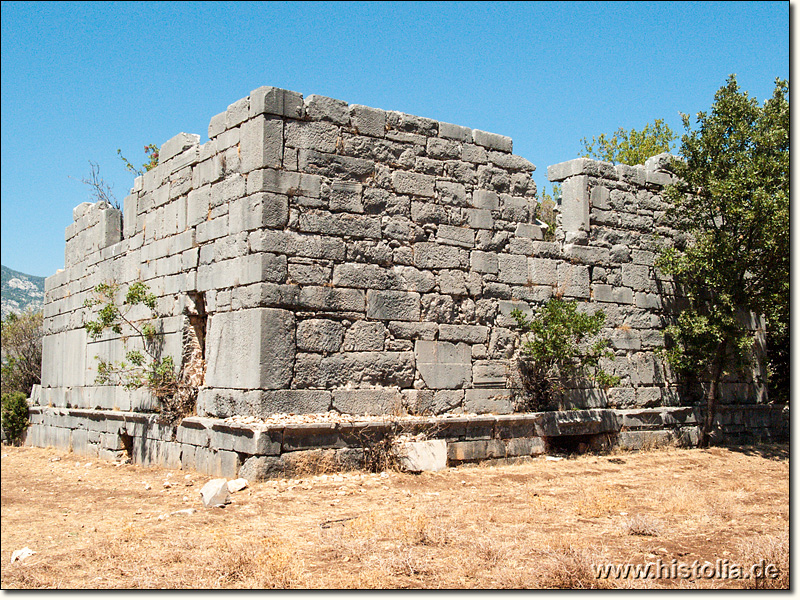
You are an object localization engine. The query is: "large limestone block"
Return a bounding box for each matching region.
[393,439,447,472]
[205,308,295,390]
[560,175,590,232]
[415,341,471,389]
[240,115,283,172]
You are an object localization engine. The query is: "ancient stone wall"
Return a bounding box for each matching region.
[35,85,765,424]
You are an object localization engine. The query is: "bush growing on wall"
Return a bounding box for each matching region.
[84,281,195,424]
[511,299,619,411]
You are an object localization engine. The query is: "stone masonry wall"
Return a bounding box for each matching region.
[35,86,767,423]
[548,156,766,408]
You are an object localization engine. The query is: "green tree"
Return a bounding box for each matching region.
[1,310,43,397]
[657,75,789,444]
[580,119,676,165]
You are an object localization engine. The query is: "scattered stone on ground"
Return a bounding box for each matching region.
[392,438,447,473]
[9,548,35,564]
[199,479,230,507]
[227,478,249,493]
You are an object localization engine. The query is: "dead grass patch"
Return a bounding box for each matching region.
[737,532,789,589]
[1,443,788,589]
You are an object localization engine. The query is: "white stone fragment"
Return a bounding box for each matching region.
[393,439,447,473]
[200,478,231,507]
[227,478,249,493]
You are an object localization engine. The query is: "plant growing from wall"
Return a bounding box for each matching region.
[1,391,29,445]
[510,299,619,412]
[118,143,160,176]
[84,281,195,424]
[656,75,788,445]
[77,161,120,209]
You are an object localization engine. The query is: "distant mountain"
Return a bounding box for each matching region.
[1,265,46,318]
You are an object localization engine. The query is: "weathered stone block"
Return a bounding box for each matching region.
[366,290,420,321]
[298,149,374,179]
[498,254,528,284]
[256,390,332,415]
[472,130,512,152]
[472,360,508,387]
[240,115,283,172]
[547,158,617,182]
[557,262,590,298]
[298,286,365,312]
[205,308,295,390]
[295,352,414,389]
[160,132,200,162]
[438,324,488,344]
[464,389,514,414]
[393,439,447,472]
[528,258,557,286]
[247,168,322,198]
[210,422,280,455]
[230,193,289,232]
[403,389,463,415]
[413,242,464,269]
[332,389,403,415]
[304,94,350,125]
[506,436,546,456]
[616,430,673,451]
[436,270,466,295]
[564,244,609,265]
[436,224,474,248]
[299,210,381,239]
[415,341,471,389]
[389,321,438,340]
[249,86,304,118]
[392,171,435,197]
[329,181,363,213]
[622,263,651,291]
[448,439,506,462]
[560,175,590,232]
[342,321,385,351]
[350,104,387,137]
[471,250,498,274]
[239,455,287,481]
[296,319,343,353]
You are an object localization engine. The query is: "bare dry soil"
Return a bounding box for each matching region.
[0,442,788,589]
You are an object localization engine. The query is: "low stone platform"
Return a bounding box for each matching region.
[23,404,785,479]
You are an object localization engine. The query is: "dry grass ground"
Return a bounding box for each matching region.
[0,442,788,589]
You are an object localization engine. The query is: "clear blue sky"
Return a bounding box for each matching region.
[1,1,789,278]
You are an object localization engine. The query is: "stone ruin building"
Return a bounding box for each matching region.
[24,86,785,478]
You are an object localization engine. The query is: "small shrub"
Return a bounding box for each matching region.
[1,391,29,444]
[511,299,620,411]
[622,514,662,537]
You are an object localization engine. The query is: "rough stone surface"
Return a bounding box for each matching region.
[205,308,295,389]
[415,341,471,389]
[34,88,770,469]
